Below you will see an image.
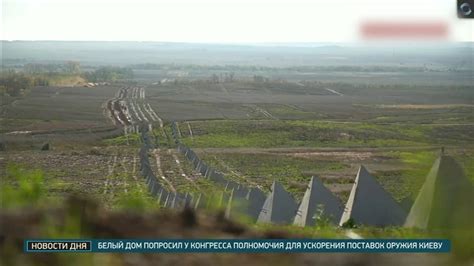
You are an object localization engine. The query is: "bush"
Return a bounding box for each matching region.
[1,165,46,208]
[341,218,356,229]
[84,66,133,82]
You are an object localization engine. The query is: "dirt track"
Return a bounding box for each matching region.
[105,87,163,129]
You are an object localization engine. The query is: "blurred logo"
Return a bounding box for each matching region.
[360,21,448,40]
[458,0,473,18]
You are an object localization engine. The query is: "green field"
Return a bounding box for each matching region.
[180,119,474,148]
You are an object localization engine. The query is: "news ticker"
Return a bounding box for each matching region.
[24,239,450,253]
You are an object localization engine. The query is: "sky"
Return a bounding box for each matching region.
[2,0,473,42]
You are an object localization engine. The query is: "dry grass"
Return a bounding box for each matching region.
[375,104,474,109]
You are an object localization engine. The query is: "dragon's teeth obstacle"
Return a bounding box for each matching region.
[294,176,343,227]
[405,155,474,229]
[144,121,473,229]
[193,193,207,210]
[339,166,406,227]
[257,181,298,224]
[245,188,266,221]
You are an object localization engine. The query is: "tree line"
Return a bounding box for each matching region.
[1,63,134,97]
[83,67,133,82]
[0,71,50,96]
[130,63,450,73]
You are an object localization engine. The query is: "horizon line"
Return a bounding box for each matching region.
[2,40,472,44]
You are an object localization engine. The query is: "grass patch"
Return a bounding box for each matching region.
[1,164,48,208]
[113,186,160,212]
[181,120,452,149]
[387,151,439,200]
[201,153,349,198]
[103,133,141,146]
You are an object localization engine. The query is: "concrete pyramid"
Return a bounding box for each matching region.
[200,163,208,176]
[163,192,173,208]
[245,187,266,221]
[225,187,249,219]
[225,181,238,192]
[294,176,343,227]
[157,188,169,206]
[184,193,193,207]
[194,193,206,210]
[218,190,230,208]
[257,181,298,224]
[235,186,249,198]
[164,192,183,209]
[339,166,406,227]
[405,155,473,229]
[237,184,249,193]
[150,182,161,197]
[224,189,241,218]
[210,172,227,185]
[206,168,214,179]
[204,166,212,178]
[171,193,185,209]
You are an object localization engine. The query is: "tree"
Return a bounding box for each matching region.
[65,61,81,74]
[0,71,34,96]
[210,74,219,83]
[84,67,133,82]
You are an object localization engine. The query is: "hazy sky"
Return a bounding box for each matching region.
[2,0,473,42]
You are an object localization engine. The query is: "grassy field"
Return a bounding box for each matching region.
[0,85,124,149]
[179,120,474,148]
[143,80,474,121]
[0,78,472,230]
[2,80,472,201]
[175,117,473,205]
[0,149,157,211]
[194,148,464,204]
[1,85,118,123]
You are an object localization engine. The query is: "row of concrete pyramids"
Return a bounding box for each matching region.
[168,122,403,226]
[138,125,260,217]
[170,131,406,226]
[255,166,407,227]
[162,123,474,228]
[210,156,472,229]
[142,159,405,227]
